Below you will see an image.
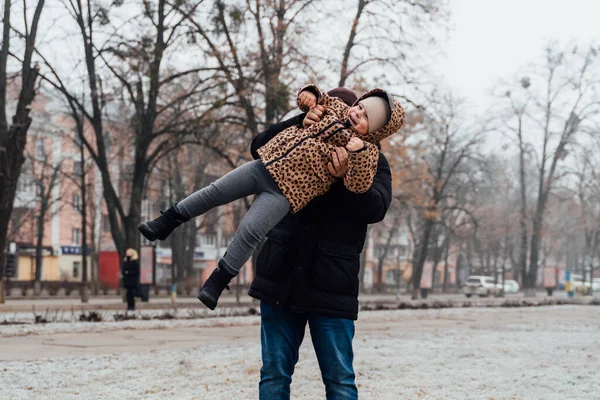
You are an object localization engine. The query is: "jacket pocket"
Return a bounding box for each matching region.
[311,241,360,296]
[255,228,296,281]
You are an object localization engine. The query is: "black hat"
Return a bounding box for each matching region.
[327,88,358,107]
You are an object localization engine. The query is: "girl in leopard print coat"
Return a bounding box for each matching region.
[138,85,405,310]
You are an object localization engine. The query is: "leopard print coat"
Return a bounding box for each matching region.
[257,85,405,213]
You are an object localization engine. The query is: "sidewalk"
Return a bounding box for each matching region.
[0,292,411,313]
[0,291,578,313]
[2,306,599,399]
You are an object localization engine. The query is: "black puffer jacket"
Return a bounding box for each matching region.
[121,259,140,289]
[248,114,392,320]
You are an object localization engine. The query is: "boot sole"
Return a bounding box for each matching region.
[138,222,158,241]
[198,291,217,310]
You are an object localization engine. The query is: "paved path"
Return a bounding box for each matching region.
[2,305,598,362]
[0,291,581,313]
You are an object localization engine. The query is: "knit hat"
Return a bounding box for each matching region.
[360,96,391,134]
[327,88,358,107]
[354,88,405,144]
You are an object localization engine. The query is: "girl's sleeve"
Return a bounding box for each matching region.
[297,85,349,120]
[343,142,380,193]
[297,84,324,112]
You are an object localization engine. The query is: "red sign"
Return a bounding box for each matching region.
[99,251,119,289]
[140,246,154,284]
[420,263,433,289]
[543,267,556,288]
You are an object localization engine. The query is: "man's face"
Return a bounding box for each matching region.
[347,103,369,136]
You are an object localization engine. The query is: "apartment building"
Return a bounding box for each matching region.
[9,91,93,283]
[8,89,255,289]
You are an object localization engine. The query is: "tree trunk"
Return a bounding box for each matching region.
[34,201,46,296]
[0,82,41,303]
[91,252,99,295]
[442,238,450,292]
[527,186,550,294]
[339,0,366,87]
[358,225,370,292]
[411,219,434,300]
[516,113,529,287]
[0,0,45,303]
[80,140,89,303]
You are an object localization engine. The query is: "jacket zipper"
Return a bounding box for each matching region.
[323,127,345,143]
[263,121,342,168]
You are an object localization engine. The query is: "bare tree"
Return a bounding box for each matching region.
[158,146,213,296]
[337,0,448,90]
[174,0,322,181]
[59,109,95,302]
[463,155,520,286]
[497,44,600,293]
[389,93,483,299]
[574,144,600,292]
[25,140,63,295]
[0,0,45,303]
[369,206,402,292]
[37,0,220,261]
[497,81,532,287]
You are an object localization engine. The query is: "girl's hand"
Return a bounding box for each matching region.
[346,137,365,152]
[298,91,317,108]
[303,104,324,127]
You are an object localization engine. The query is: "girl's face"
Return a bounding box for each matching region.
[347,103,369,136]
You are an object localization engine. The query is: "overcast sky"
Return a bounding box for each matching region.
[440,0,599,105]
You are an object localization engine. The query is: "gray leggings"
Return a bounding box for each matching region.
[175,160,290,275]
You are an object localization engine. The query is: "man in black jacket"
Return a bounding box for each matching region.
[249,88,393,400]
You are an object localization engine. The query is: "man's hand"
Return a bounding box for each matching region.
[303,104,324,127]
[327,147,349,177]
[346,137,364,152]
[298,91,317,109]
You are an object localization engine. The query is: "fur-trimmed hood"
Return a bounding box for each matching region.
[354,88,405,144]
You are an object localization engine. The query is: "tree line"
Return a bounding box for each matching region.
[1,0,598,302]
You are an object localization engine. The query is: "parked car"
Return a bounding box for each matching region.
[574,277,600,294]
[503,279,520,294]
[573,278,592,295]
[462,276,503,298]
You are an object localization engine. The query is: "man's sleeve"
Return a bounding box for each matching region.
[327,152,392,224]
[250,113,306,160]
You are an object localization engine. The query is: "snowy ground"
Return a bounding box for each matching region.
[1,305,599,400]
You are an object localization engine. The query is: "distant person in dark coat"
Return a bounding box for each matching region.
[121,248,140,311]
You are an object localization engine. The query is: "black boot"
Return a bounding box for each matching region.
[138,203,190,241]
[198,261,235,310]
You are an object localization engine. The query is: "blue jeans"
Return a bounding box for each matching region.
[259,301,358,400]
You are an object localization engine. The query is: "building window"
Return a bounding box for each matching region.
[386,270,396,285]
[123,164,135,182]
[162,181,171,199]
[74,132,83,148]
[35,182,43,197]
[37,139,44,159]
[142,198,151,221]
[73,193,81,212]
[103,215,111,233]
[72,228,81,245]
[222,235,232,247]
[386,269,402,286]
[375,246,387,258]
[204,234,215,246]
[73,161,83,177]
[73,261,80,278]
